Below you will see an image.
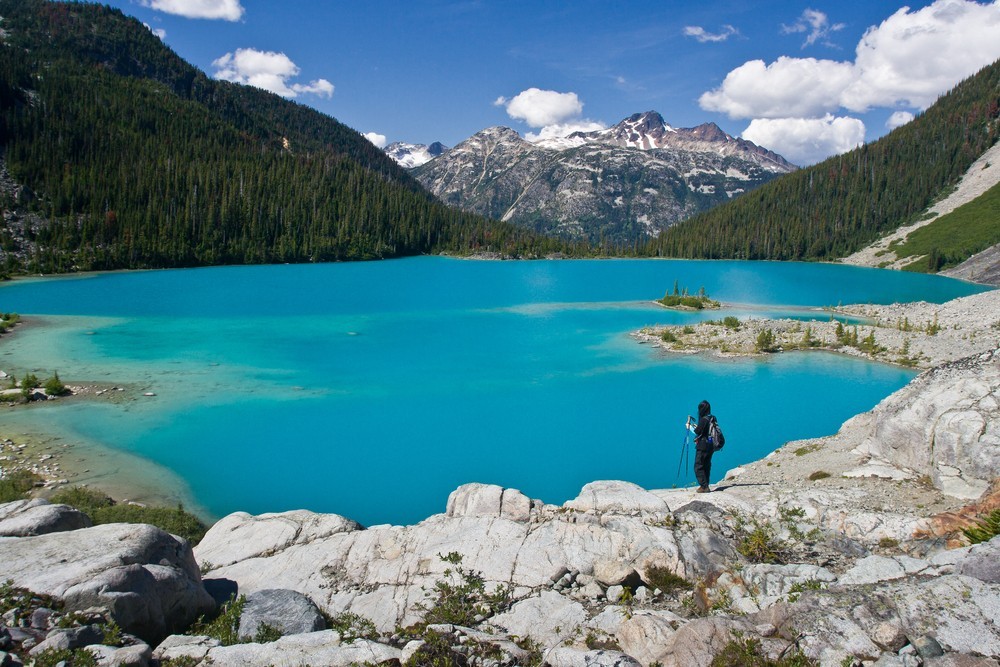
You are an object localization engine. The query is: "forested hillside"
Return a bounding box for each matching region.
[0,0,567,273]
[646,59,1000,261]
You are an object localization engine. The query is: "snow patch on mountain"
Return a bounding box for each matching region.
[383,141,448,168]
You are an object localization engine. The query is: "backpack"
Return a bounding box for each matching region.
[707,416,725,451]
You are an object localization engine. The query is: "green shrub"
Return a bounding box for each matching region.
[682,325,696,334]
[756,328,776,353]
[735,518,784,564]
[722,316,740,329]
[711,631,816,666]
[0,470,40,502]
[31,648,98,667]
[416,552,512,627]
[962,508,1000,544]
[50,486,208,544]
[644,564,691,593]
[192,595,245,646]
[20,372,39,398]
[327,611,378,642]
[661,330,678,343]
[807,471,831,481]
[254,622,283,643]
[44,371,69,396]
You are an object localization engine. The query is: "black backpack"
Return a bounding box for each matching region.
[707,416,725,451]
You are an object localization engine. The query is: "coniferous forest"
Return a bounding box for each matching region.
[0,0,574,273]
[645,59,1000,261]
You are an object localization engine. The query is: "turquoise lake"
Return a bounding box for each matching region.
[0,257,988,526]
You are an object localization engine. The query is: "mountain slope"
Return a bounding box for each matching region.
[412,112,796,245]
[646,59,1000,262]
[0,0,560,273]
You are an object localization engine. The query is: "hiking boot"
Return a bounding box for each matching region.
[696,486,710,493]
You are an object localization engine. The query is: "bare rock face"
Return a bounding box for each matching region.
[0,499,92,536]
[857,348,1000,499]
[412,113,796,244]
[0,522,214,643]
[158,631,400,667]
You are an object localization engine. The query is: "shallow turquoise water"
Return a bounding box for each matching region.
[0,258,988,525]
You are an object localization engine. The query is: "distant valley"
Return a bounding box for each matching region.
[384,112,796,244]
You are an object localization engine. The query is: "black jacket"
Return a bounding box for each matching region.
[693,400,713,449]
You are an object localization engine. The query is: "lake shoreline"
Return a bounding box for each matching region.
[0,262,992,523]
[633,288,1000,371]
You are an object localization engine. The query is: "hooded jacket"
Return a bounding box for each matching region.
[694,400,713,449]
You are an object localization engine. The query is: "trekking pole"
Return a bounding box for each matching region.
[675,428,690,485]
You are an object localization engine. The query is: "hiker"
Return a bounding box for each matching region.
[689,399,715,493]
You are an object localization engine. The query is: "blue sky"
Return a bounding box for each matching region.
[102,0,1000,165]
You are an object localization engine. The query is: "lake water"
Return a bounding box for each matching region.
[0,258,988,525]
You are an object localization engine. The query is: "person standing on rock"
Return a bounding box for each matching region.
[689,399,715,493]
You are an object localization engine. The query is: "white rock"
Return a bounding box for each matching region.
[0,523,214,643]
[0,499,92,537]
[197,632,400,666]
[616,610,679,665]
[488,591,587,648]
[565,481,670,515]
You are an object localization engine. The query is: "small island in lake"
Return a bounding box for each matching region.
[655,282,720,310]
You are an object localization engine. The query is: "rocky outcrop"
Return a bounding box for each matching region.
[0,498,91,536]
[856,348,1000,499]
[0,518,214,643]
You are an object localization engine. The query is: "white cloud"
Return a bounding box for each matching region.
[143,23,167,40]
[497,88,606,143]
[842,0,1000,111]
[525,120,606,143]
[781,9,845,48]
[699,57,855,119]
[742,115,865,166]
[683,25,739,43]
[139,0,244,21]
[886,110,915,129]
[212,48,334,99]
[364,132,387,148]
[700,0,1000,163]
[501,88,584,128]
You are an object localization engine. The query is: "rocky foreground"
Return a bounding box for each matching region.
[1,302,999,666]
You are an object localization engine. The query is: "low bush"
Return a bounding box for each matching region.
[644,564,691,593]
[191,594,246,646]
[0,470,40,502]
[44,371,69,396]
[50,486,208,544]
[962,508,1000,544]
[711,631,816,666]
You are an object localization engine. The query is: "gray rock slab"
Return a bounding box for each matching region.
[0,499,91,537]
[954,536,1000,583]
[545,647,642,667]
[198,632,400,667]
[488,591,588,648]
[237,589,325,640]
[0,523,214,644]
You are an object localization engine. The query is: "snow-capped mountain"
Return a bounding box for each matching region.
[410,111,797,243]
[383,141,448,168]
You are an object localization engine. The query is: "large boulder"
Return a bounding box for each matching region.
[0,523,214,643]
[565,481,671,515]
[0,499,92,536]
[237,589,325,640]
[196,489,684,634]
[857,348,1000,499]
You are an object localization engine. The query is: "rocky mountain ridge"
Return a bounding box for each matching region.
[400,112,796,244]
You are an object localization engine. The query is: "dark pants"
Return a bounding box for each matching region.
[694,445,713,488]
